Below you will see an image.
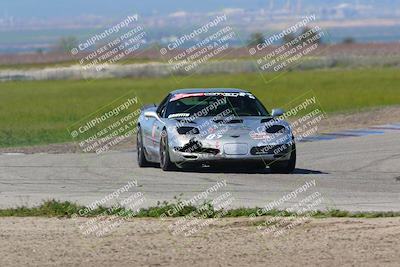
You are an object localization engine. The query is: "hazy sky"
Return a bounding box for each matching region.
[2,0,397,18]
[1,0,252,18]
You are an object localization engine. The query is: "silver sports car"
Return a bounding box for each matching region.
[137,88,296,173]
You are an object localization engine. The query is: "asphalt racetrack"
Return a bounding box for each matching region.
[0,131,399,212]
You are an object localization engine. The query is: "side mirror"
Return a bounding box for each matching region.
[144,110,158,119]
[271,108,284,117]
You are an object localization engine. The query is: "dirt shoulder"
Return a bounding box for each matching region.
[0,217,399,267]
[1,106,399,154]
[317,105,400,133]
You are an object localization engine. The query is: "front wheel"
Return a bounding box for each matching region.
[270,144,296,174]
[160,130,176,171]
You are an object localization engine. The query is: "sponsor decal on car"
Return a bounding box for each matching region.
[168,113,191,118]
[169,92,256,101]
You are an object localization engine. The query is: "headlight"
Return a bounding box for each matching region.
[176,126,199,135]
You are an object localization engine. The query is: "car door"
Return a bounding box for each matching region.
[146,95,169,160]
[140,107,157,159]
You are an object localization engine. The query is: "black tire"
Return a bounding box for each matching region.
[160,130,176,171]
[137,126,151,167]
[270,143,296,174]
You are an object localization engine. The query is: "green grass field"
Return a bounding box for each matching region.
[0,68,399,147]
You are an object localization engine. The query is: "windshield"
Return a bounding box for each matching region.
[165,93,269,118]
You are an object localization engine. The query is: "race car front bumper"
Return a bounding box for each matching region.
[168,136,294,164]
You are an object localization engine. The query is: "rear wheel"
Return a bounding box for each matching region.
[137,126,151,167]
[270,143,296,174]
[160,130,176,171]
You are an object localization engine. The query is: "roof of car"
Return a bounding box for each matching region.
[170,88,249,94]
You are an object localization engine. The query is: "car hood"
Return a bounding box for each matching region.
[169,116,290,136]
